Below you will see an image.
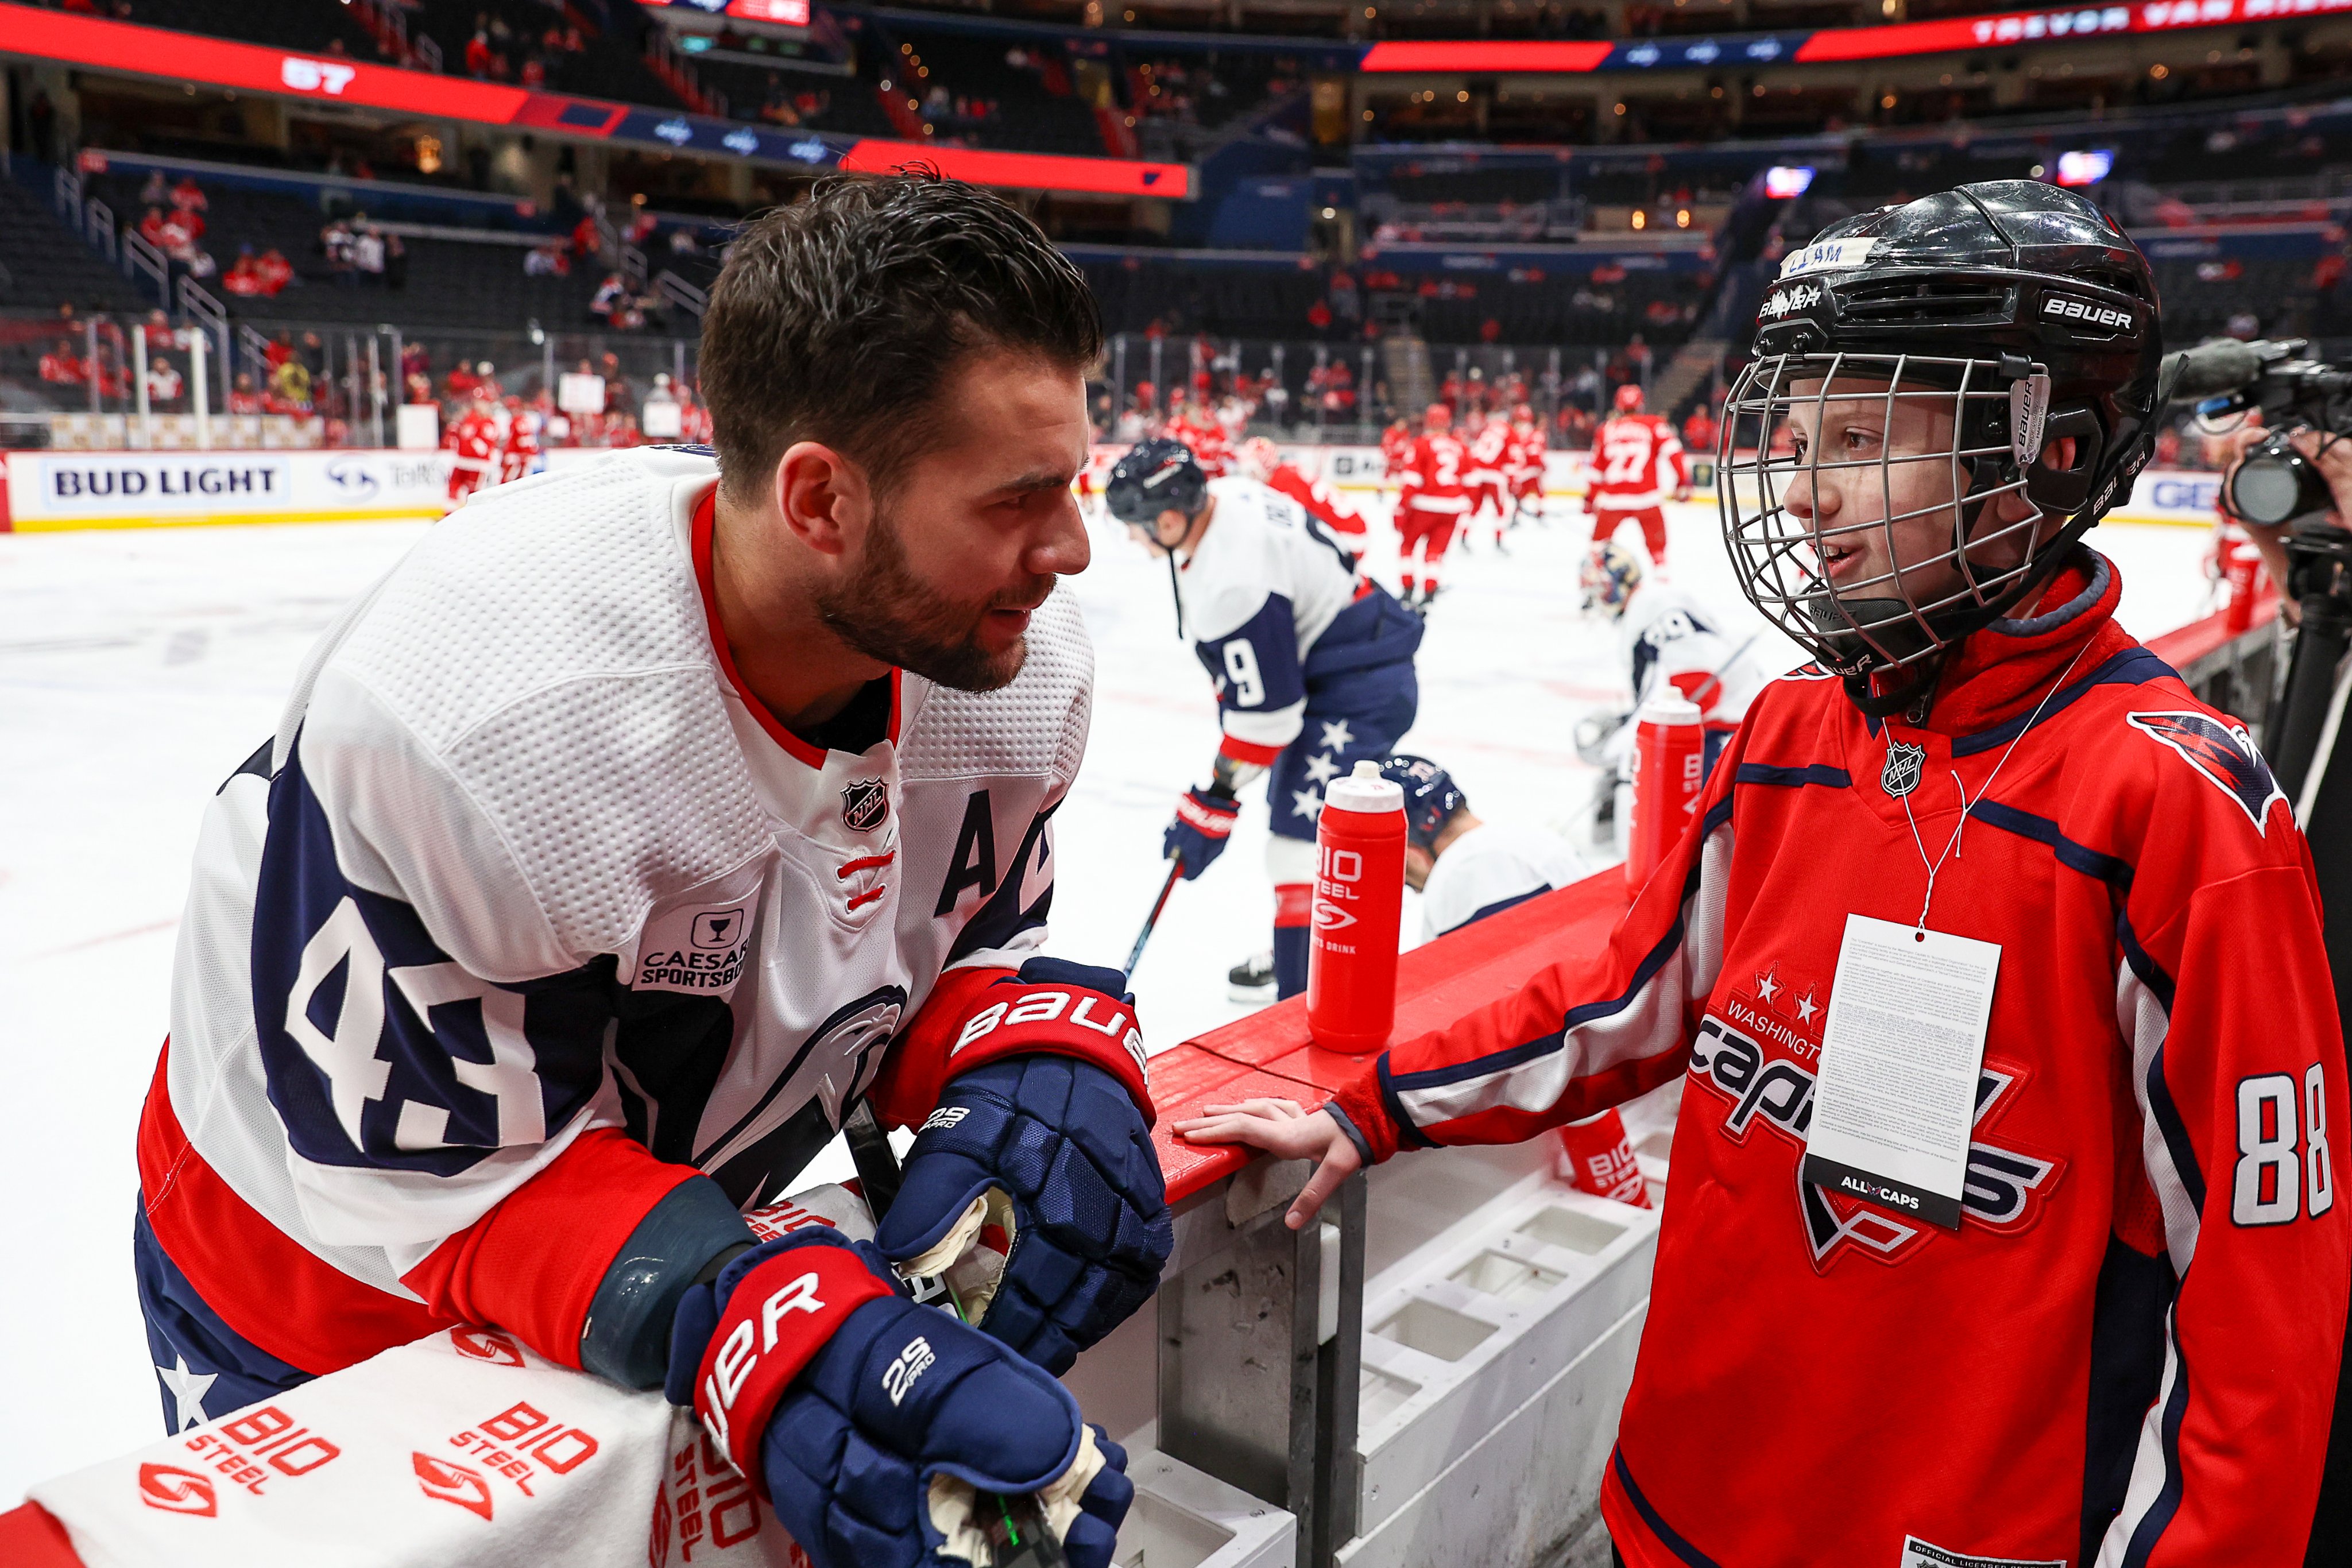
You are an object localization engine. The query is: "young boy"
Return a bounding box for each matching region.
[1178,181,2348,1568]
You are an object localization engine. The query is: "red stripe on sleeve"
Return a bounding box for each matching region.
[399,1127,699,1368]
[1219,734,1286,766]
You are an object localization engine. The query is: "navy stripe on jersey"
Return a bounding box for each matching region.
[2121,1308,2194,1568]
[2080,1234,2179,1566]
[251,736,613,1176]
[1611,1448,1722,1568]
[1969,800,2134,892]
[945,804,1058,967]
[1951,648,2176,757]
[219,737,274,794]
[1734,762,1852,790]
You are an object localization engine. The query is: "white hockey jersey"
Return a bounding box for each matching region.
[1178,476,1372,764]
[1604,583,1773,766]
[144,447,1092,1376]
[1419,822,1592,941]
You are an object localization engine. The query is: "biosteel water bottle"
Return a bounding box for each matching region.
[1307,760,1406,1054]
[1555,1109,1651,1207]
[1626,690,1704,893]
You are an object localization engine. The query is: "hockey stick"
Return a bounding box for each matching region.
[1124,857,1185,982]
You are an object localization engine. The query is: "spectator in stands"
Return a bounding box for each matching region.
[352,220,386,287]
[465,26,496,79]
[170,175,206,216]
[146,355,184,407]
[322,219,355,287]
[405,371,435,406]
[267,358,312,415]
[255,247,293,295]
[140,170,170,208]
[226,373,263,415]
[223,246,265,297]
[590,272,628,324]
[525,239,571,278]
[760,75,802,127]
[598,352,635,419]
[38,340,86,387]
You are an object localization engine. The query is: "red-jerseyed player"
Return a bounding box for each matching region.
[1393,402,1473,613]
[1586,381,1688,567]
[1180,181,2347,1568]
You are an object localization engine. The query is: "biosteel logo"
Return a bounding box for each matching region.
[138,1463,219,1517]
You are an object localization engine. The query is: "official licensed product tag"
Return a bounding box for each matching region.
[1801,914,2000,1230]
[1898,1536,2063,1568]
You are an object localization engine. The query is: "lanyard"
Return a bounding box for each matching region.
[1891,637,2091,934]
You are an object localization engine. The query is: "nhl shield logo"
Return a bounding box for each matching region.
[841,779,890,833]
[1881,741,1927,798]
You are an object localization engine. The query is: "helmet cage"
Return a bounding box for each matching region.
[1716,349,2101,683]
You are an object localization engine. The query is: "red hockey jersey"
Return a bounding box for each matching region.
[1266,461,1367,537]
[1331,552,2348,1568]
[1588,412,1687,511]
[1396,431,1474,515]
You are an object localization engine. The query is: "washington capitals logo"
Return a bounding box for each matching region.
[841,779,890,833]
[1689,965,2061,1272]
[2125,710,2288,832]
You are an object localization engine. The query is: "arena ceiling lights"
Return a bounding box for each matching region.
[0,3,1190,199]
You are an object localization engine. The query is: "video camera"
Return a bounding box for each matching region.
[2162,336,2352,814]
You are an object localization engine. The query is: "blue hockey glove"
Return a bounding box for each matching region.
[1162,784,1239,880]
[667,1230,1132,1568]
[877,1011,1173,1376]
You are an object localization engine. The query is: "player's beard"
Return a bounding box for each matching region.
[815,504,1046,692]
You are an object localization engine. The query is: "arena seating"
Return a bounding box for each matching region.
[0,175,153,317]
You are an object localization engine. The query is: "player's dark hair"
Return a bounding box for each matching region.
[700,172,1102,505]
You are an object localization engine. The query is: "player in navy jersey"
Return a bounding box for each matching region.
[134,175,1156,1568]
[1182,181,2348,1567]
[1107,438,1423,1001]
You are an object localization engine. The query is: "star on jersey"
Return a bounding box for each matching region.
[158,1354,218,1433]
[1319,718,1355,752]
[1291,788,1325,821]
[1303,752,1340,786]
[1755,967,1780,1004]
[1796,991,1819,1024]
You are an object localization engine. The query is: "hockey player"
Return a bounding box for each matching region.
[133,176,1161,1568]
[1237,436,1369,544]
[1179,182,2349,1566]
[1105,438,1422,1002]
[1382,754,1590,941]
[1467,409,1514,551]
[1506,402,1548,527]
[497,393,541,486]
[1572,539,1774,850]
[442,369,503,509]
[1394,402,1474,611]
[1585,382,1687,567]
[1379,416,1414,508]
[1164,393,1232,478]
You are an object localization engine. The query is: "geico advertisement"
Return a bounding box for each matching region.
[9,450,453,529]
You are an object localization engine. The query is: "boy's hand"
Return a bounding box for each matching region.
[1171,1098,1363,1229]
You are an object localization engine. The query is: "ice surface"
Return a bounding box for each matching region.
[0,491,2215,1501]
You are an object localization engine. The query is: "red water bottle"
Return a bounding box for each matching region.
[1626,690,1704,893]
[1308,760,1406,1054]
[1555,1109,1651,1207]
[2221,528,2261,634]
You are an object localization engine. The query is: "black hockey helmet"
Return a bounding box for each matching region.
[1106,437,1209,526]
[1380,754,1467,853]
[1719,180,2163,711]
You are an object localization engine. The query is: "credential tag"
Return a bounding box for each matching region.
[1800,914,1999,1231]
